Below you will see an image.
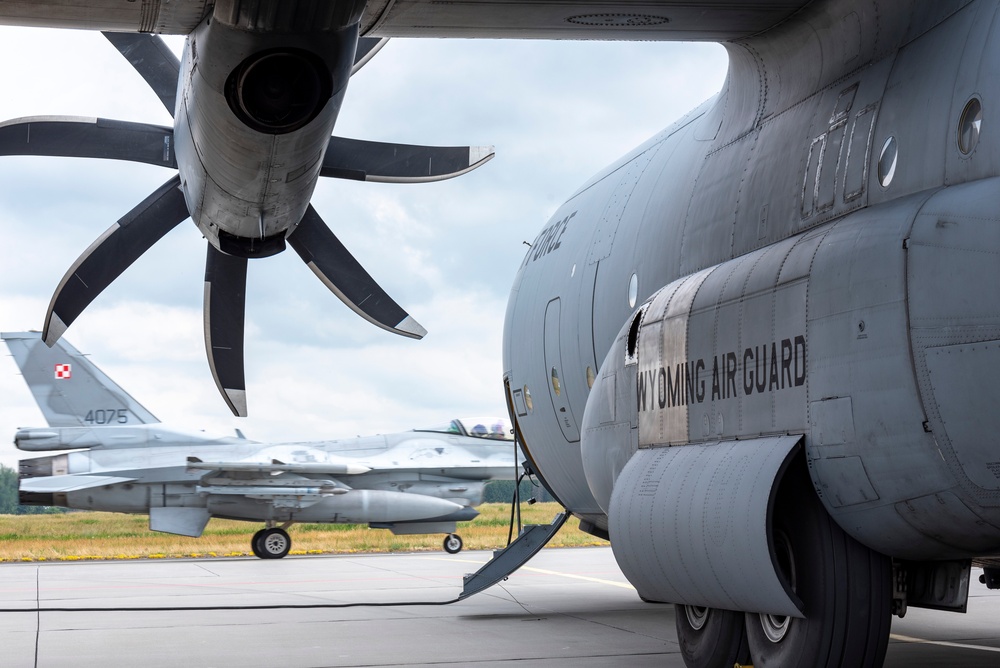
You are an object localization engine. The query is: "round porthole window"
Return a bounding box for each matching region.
[586,366,596,389]
[959,97,982,155]
[551,367,561,396]
[877,137,898,188]
[628,273,638,308]
[523,385,533,412]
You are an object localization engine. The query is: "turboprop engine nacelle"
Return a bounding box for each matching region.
[174,2,361,256]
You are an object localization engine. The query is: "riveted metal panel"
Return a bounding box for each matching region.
[908,179,1000,516]
[809,397,855,449]
[581,314,639,514]
[869,7,974,205]
[810,456,879,508]
[586,147,659,265]
[896,492,1000,554]
[609,436,804,616]
[926,342,1000,491]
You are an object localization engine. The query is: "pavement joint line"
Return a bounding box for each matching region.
[890,633,1000,653]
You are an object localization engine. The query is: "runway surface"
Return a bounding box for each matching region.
[0,546,998,667]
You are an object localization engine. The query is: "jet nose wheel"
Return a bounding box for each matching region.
[443,534,463,554]
[254,527,292,559]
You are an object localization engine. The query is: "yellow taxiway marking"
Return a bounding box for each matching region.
[891,633,1000,653]
[419,557,635,590]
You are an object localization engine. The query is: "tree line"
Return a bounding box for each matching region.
[0,465,63,515]
[484,479,553,504]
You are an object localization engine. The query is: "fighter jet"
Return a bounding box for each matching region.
[3,331,518,558]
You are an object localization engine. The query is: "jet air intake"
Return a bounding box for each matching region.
[225,49,333,134]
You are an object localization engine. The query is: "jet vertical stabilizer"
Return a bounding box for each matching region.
[2,331,158,427]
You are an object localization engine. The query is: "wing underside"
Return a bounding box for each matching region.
[0,1,811,41]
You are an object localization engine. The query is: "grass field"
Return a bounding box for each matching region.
[0,503,604,562]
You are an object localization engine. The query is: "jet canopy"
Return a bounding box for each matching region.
[415,417,513,441]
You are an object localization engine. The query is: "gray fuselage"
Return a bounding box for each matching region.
[504,0,1000,562]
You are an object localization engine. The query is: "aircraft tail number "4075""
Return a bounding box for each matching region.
[84,409,129,425]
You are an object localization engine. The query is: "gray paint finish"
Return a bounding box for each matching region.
[502,0,1000,636]
[609,436,803,616]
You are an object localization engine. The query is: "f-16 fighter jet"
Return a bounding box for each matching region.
[4,331,518,558]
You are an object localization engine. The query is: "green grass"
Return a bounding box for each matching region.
[0,503,604,562]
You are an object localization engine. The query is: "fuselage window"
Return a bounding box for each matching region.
[959,97,982,155]
[628,272,639,308]
[877,136,897,187]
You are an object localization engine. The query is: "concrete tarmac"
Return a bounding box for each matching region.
[0,546,997,667]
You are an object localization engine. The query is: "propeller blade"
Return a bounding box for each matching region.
[103,32,180,117]
[44,175,189,346]
[0,117,175,168]
[320,137,494,183]
[352,37,389,75]
[287,206,427,340]
[204,244,248,417]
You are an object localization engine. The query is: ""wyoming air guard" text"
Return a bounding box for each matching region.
[637,336,806,411]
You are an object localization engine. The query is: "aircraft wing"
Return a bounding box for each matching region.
[364,1,811,41]
[0,1,811,41]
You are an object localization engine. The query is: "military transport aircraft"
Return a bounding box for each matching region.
[3,331,518,558]
[2,1,1000,667]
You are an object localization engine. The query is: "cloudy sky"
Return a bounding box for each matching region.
[0,26,727,468]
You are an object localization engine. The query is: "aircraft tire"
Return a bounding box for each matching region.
[674,605,750,668]
[443,534,463,554]
[744,470,891,667]
[250,529,266,559]
[257,527,292,559]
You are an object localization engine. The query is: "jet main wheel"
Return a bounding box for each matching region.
[674,605,750,668]
[250,529,266,559]
[745,471,891,667]
[443,534,463,554]
[255,527,292,559]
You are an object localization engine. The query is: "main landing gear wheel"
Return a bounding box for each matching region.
[254,527,292,559]
[674,605,751,668]
[250,529,266,558]
[443,534,463,554]
[744,468,891,667]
